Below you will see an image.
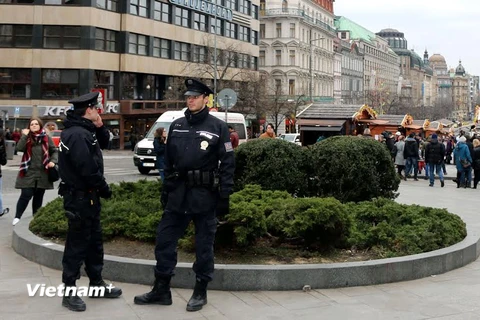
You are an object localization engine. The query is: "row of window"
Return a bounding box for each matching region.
[260,23,331,51]
[259,49,333,73]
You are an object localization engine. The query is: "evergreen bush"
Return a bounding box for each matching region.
[306,136,400,202]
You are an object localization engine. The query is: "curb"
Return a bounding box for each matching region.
[12,217,480,291]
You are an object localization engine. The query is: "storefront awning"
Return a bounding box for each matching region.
[297,119,346,127]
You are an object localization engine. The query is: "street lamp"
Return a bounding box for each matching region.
[309,37,325,102]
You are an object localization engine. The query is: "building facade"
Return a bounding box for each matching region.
[0,0,259,148]
[335,17,400,114]
[451,61,469,120]
[337,37,364,105]
[429,53,453,114]
[259,0,336,103]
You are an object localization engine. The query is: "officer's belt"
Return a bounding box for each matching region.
[168,170,217,188]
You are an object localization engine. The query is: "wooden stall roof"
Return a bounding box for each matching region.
[296,119,346,127]
[425,121,443,132]
[435,118,454,127]
[297,104,374,120]
[406,119,430,130]
[376,114,408,126]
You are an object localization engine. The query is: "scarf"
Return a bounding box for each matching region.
[19,129,49,177]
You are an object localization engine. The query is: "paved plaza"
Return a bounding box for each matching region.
[0,159,479,319]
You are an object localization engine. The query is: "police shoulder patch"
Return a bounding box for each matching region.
[224,142,233,152]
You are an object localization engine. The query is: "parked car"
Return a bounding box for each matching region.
[278,133,301,146]
[48,130,62,147]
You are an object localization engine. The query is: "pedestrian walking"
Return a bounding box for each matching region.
[229,125,239,149]
[153,127,166,181]
[12,118,58,226]
[424,134,445,187]
[404,133,419,181]
[58,92,122,312]
[0,129,9,217]
[134,79,235,312]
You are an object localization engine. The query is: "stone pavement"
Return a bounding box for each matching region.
[1,181,480,319]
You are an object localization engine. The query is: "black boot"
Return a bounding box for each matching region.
[186,278,208,312]
[134,276,172,305]
[89,279,122,298]
[62,287,86,312]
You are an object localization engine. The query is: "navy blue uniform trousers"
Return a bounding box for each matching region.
[154,210,217,282]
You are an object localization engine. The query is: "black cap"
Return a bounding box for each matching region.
[68,92,100,110]
[184,79,213,96]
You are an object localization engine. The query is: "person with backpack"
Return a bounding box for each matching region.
[453,136,472,188]
[424,134,445,187]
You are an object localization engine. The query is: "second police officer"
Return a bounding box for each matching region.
[58,92,122,312]
[134,79,235,311]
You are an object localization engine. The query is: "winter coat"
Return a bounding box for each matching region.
[425,139,445,164]
[0,139,6,177]
[15,134,58,189]
[473,146,480,170]
[453,142,472,172]
[153,137,165,170]
[403,137,419,158]
[394,141,406,166]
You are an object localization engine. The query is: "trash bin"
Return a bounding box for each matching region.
[5,140,15,160]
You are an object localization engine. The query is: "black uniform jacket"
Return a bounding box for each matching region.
[58,110,110,191]
[164,106,235,214]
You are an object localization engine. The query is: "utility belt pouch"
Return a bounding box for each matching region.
[194,170,201,186]
[187,171,195,188]
[212,171,219,189]
[202,171,211,186]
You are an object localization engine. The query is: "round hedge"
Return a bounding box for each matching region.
[234,138,308,196]
[307,136,400,202]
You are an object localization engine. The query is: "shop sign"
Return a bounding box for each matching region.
[169,0,233,21]
[42,103,120,117]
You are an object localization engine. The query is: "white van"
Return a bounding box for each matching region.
[133,110,247,174]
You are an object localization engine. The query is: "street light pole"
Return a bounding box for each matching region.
[309,37,325,102]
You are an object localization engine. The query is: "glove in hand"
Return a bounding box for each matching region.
[216,196,229,217]
[99,185,112,199]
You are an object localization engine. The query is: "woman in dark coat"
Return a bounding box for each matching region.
[473,139,480,189]
[0,129,8,217]
[153,127,166,181]
[12,117,58,225]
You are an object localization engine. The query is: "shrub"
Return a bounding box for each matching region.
[346,198,467,257]
[234,139,308,196]
[306,136,400,202]
[30,180,163,241]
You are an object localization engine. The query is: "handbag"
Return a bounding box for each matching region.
[48,164,60,182]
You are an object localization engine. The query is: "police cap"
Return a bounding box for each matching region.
[184,79,213,96]
[68,92,100,110]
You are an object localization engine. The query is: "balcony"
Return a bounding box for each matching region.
[260,8,336,35]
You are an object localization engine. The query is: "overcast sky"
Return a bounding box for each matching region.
[334,0,480,76]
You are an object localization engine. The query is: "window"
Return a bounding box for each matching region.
[154,1,170,22]
[0,0,34,3]
[175,7,189,27]
[289,49,295,65]
[224,0,234,9]
[192,12,207,31]
[251,4,258,19]
[289,23,295,38]
[93,71,115,100]
[173,42,189,61]
[130,0,148,17]
[251,56,257,70]
[282,0,287,12]
[95,28,117,52]
[275,79,281,94]
[43,26,80,49]
[289,79,295,95]
[41,69,79,99]
[0,25,32,48]
[276,23,281,37]
[192,45,206,63]
[251,30,258,45]
[238,26,249,42]
[210,18,222,35]
[225,51,237,68]
[260,24,265,38]
[237,53,248,68]
[225,22,236,39]
[259,50,265,66]
[275,50,281,65]
[0,68,31,99]
[96,0,118,12]
[238,0,250,14]
[128,33,147,55]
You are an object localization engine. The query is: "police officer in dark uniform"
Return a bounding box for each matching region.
[134,79,235,311]
[59,92,122,312]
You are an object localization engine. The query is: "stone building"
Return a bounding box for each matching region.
[429,54,453,112]
[451,61,470,120]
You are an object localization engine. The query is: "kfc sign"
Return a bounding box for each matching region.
[91,88,106,113]
[43,106,72,116]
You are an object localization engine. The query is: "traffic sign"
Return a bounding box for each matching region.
[14,107,20,118]
[218,88,237,110]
